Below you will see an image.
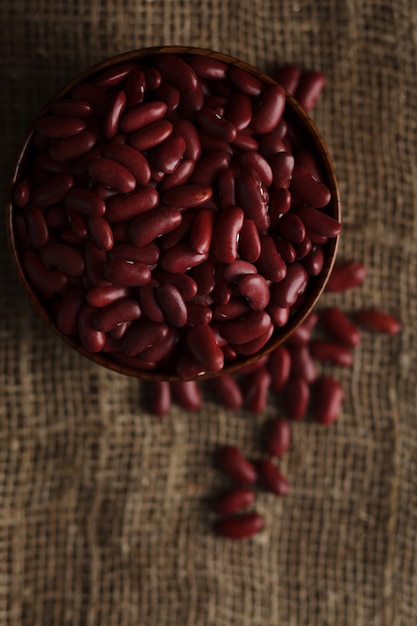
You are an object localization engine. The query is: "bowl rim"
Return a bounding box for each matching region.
[6,45,341,382]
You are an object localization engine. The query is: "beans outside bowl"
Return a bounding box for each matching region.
[6,46,341,382]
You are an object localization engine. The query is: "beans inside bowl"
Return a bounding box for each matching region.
[6,46,341,381]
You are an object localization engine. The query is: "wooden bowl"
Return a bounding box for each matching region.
[6,46,341,382]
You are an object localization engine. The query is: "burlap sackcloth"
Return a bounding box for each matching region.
[1,1,416,624]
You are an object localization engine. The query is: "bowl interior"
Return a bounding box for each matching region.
[6,46,341,382]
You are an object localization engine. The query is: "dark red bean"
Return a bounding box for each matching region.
[354,309,401,335]
[35,115,86,138]
[290,164,331,208]
[141,327,179,363]
[321,307,361,347]
[296,205,342,239]
[171,119,202,161]
[289,344,317,383]
[267,304,290,327]
[212,488,255,515]
[270,152,294,189]
[106,187,159,222]
[102,89,126,139]
[155,284,188,328]
[264,418,291,457]
[86,285,128,308]
[94,62,137,89]
[208,374,243,409]
[186,324,224,372]
[309,340,354,367]
[92,298,141,332]
[304,245,325,276]
[244,366,271,413]
[24,206,49,249]
[238,218,261,263]
[122,320,169,356]
[294,70,326,111]
[88,216,114,251]
[154,80,180,111]
[270,262,308,308]
[49,98,94,117]
[103,258,151,287]
[219,310,272,345]
[151,133,186,174]
[40,241,84,277]
[196,106,237,142]
[160,242,208,273]
[152,269,198,300]
[269,187,292,227]
[129,119,173,151]
[161,184,212,209]
[124,69,146,106]
[129,208,182,248]
[275,63,301,94]
[189,150,230,186]
[228,67,264,96]
[84,241,110,287]
[256,460,289,495]
[234,323,273,356]
[217,445,257,484]
[109,242,160,265]
[88,158,136,194]
[170,380,202,410]
[103,142,151,185]
[325,261,367,292]
[214,298,251,322]
[276,213,306,244]
[238,273,270,311]
[268,345,291,392]
[212,206,244,264]
[48,131,97,162]
[78,303,106,353]
[55,286,85,335]
[223,260,257,283]
[120,101,168,133]
[186,55,228,79]
[22,250,67,293]
[313,376,343,425]
[30,173,74,207]
[151,380,171,417]
[251,84,286,134]
[65,188,105,218]
[215,512,264,540]
[282,376,310,420]
[153,55,198,92]
[256,235,287,283]
[237,168,269,231]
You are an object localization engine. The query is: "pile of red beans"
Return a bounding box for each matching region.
[12,53,341,378]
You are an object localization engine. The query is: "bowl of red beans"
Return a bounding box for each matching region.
[6,46,341,381]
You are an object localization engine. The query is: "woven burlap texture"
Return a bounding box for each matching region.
[1,1,416,624]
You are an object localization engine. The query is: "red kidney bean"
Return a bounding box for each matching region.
[238,273,270,311]
[240,151,273,187]
[216,512,264,540]
[195,106,237,142]
[86,285,128,308]
[103,142,151,185]
[111,352,157,370]
[106,187,159,222]
[276,63,301,94]
[212,488,255,515]
[48,130,97,163]
[228,67,264,97]
[293,237,312,263]
[267,304,290,327]
[321,307,361,347]
[258,122,287,158]
[143,66,162,91]
[109,242,160,265]
[137,284,164,323]
[217,445,257,484]
[78,303,106,353]
[309,340,354,367]
[92,298,141,332]
[102,90,126,139]
[235,322,274,356]
[40,241,84,277]
[208,374,243,409]
[283,376,310,420]
[94,61,137,89]
[217,167,236,209]
[55,286,85,335]
[170,380,202,410]
[251,84,286,134]
[270,262,308,308]
[313,376,343,425]
[151,380,171,417]
[190,150,230,186]
[129,119,173,151]
[264,418,291,457]
[354,309,401,334]
[87,158,136,194]
[224,92,252,130]
[70,145,103,176]
[189,258,216,296]
[65,188,105,218]
[237,168,269,231]
[237,218,261,263]
[186,301,212,325]
[256,459,289,496]
[285,312,319,346]
[174,353,207,378]
[269,188,292,227]
[289,344,317,383]
[141,327,179,363]
[24,206,49,249]
[177,81,205,118]
[160,242,208,273]
[122,320,169,356]
[268,345,291,392]
[290,164,331,208]
[22,249,67,293]
[197,128,234,158]
[232,131,260,152]
[35,115,86,138]
[304,245,325,276]
[186,324,225,372]
[274,239,296,264]
[214,298,250,322]
[67,209,87,237]
[276,213,306,244]
[109,322,130,340]
[189,209,215,255]
[244,366,271,413]
[84,241,110,287]
[211,206,244,264]
[325,261,367,292]
[120,101,167,133]
[161,183,213,209]
[294,70,326,111]
[14,179,31,208]
[256,235,287,283]
[103,258,151,287]
[186,55,228,79]
[219,310,272,345]
[295,150,323,182]
[153,55,198,92]
[154,80,180,111]
[151,133,186,174]
[159,158,195,193]
[129,208,182,248]
[270,152,294,189]
[49,98,94,117]
[155,283,188,328]
[88,216,114,251]
[153,269,198,300]
[171,119,202,161]
[124,68,146,106]
[296,206,342,239]
[30,172,74,207]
